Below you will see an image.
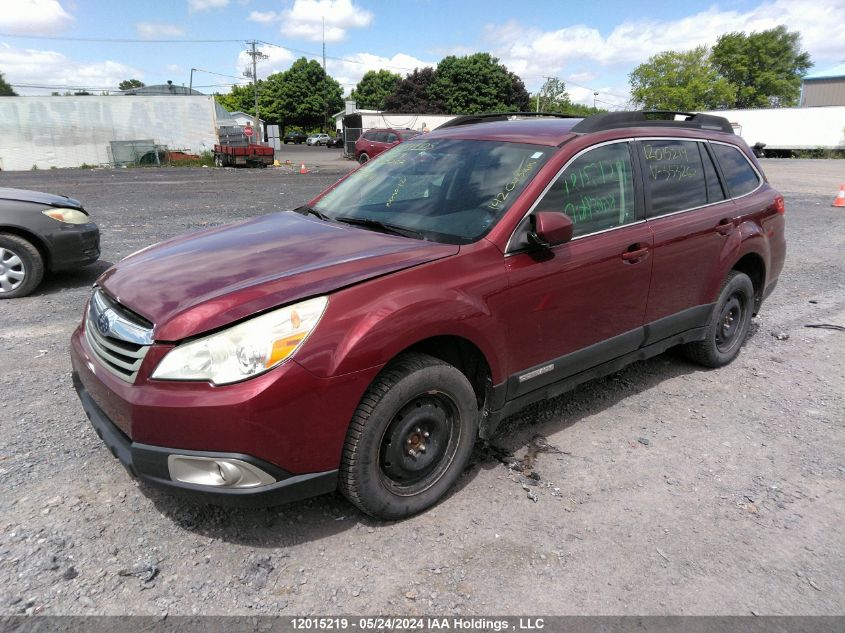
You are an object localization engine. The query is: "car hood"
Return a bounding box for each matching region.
[98,212,458,341]
[0,187,84,210]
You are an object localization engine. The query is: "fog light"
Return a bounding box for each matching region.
[167,455,276,488]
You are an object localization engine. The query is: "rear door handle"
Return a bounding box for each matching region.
[715,218,735,235]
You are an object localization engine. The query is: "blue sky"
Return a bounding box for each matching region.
[1,0,843,107]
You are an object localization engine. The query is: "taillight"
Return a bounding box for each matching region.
[774,195,785,215]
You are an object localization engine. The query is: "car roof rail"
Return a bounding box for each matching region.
[437,112,581,130]
[571,110,734,135]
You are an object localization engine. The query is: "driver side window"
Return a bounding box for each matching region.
[538,142,636,238]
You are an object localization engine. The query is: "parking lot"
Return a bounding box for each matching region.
[0,159,843,616]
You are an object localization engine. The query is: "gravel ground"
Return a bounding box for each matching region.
[0,160,843,616]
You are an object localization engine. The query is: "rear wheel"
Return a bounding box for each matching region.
[683,271,754,367]
[339,353,478,520]
[0,233,44,299]
[214,155,224,168]
[358,153,369,165]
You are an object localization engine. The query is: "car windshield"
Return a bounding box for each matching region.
[313,139,552,244]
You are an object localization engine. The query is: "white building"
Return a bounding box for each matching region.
[0,95,222,171]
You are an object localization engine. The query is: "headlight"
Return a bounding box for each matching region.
[151,296,328,385]
[42,208,90,224]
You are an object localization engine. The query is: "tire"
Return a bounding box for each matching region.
[0,233,45,299]
[682,271,754,368]
[358,153,369,165]
[214,155,223,168]
[339,353,479,520]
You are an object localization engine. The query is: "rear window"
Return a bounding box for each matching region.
[711,143,761,198]
[643,140,708,216]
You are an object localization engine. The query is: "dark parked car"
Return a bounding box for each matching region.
[71,111,785,519]
[354,127,421,163]
[1,188,99,298]
[326,135,344,148]
[283,130,307,144]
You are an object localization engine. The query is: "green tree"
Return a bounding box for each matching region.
[430,53,529,113]
[711,26,812,108]
[383,67,443,113]
[0,72,16,96]
[259,57,343,130]
[118,78,145,91]
[629,46,734,110]
[350,69,401,110]
[531,77,607,116]
[214,82,259,113]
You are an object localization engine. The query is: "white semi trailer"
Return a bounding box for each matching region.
[699,106,845,153]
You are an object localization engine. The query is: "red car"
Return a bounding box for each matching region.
[354,127,421,164]
[71,111,785,519]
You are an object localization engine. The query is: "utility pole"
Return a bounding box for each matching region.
[189,68,195,94]
[322,18,328,133]
[243,41,268,141]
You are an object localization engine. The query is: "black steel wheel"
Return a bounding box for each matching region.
[683,270,754,367]
[339,353,478,520]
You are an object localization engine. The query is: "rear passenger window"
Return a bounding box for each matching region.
[642,140,707,216]
[711,143,761,197]
[537,142,636,238]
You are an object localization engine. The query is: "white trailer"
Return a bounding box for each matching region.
[699,106,845,151]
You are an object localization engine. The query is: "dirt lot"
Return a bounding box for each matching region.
[0,160,843,616]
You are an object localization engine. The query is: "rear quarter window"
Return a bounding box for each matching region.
[711,143,761,198]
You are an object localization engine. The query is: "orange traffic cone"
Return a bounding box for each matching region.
[833,184,845,208]
[299,163,308,174]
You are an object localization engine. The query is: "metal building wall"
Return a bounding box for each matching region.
[0,96,220,171]
[800,79,845,107]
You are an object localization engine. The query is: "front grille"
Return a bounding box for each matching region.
[84,289,153,383]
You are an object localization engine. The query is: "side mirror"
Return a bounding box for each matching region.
[528,212,573,248]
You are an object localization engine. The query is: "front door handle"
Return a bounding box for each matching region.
[621,244,649,262]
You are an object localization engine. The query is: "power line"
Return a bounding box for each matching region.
[258,40,424,73]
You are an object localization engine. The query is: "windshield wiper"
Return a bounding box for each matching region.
[334,216,426,240]
[293,205,331,221]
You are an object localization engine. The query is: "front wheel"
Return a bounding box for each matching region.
[682,271,754,367]
[358,153,369,165]
[339,353,478,520]
[0,233,44,299]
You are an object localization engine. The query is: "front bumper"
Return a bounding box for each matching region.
[47,222,100,271]
[73,371,338,507]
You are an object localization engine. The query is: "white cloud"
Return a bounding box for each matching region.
[247,10,281,23]
[280,0,373,43]
[136,22,186,39]
[188,0,229,12]
[0,0,73,35]
[326,52,435,93]
[0,43,142,94]
[487,0,845,94]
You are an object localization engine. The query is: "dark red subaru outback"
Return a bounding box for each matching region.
[71,111,785,519]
